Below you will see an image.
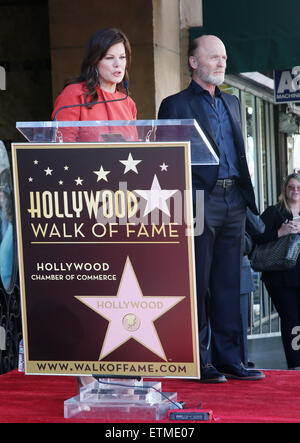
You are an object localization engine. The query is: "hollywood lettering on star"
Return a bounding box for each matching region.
[12,142,199,377]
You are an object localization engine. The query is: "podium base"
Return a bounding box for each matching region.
[64,378,178,420]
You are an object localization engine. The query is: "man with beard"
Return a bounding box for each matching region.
[158,35,265,383]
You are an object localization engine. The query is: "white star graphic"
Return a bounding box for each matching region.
[64,165,69,171]
[119,152,142,174]
[44,167,53,176]
[160,162,168,171]
[33,160,38,165]
[76,257,184,360]
[134,174,178,217]
[75,177,83,186]
[93,165,110,182]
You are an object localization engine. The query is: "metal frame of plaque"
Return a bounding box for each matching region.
[13,119,218,420]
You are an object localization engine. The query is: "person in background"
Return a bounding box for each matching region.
[158,35,265,382]
[0,187,13,291]
[260,173,300,370]
[51,28,137,141]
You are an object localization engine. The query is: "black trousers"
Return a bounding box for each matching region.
[265,284,300,368]
[194,184,246,367]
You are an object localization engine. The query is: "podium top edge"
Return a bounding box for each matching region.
[16,119,198,128]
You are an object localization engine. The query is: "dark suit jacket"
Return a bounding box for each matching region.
[158,81,258,214]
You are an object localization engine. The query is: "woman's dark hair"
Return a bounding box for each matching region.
[66,28,131,105]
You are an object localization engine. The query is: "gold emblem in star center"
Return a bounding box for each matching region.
[122,313,141,332]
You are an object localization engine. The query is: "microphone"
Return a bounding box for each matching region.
[52,80,129,121]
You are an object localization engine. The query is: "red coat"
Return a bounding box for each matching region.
[51,82,137,142]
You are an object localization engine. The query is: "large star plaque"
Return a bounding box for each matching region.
[76,257,185,360]
[12,141,200,378]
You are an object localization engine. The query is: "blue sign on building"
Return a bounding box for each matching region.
[274,67,300,103]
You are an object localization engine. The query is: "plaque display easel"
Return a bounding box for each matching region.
[14,119,218,420]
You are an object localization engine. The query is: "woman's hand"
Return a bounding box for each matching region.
[292,220,300,234]
[278,220,300,237]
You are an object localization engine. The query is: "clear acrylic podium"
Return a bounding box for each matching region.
[64,378,178,420]
[16,118,219,165]
[16,119,218,420]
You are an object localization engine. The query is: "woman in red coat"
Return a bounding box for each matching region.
[52,29,138,388]
[52,28,137,142]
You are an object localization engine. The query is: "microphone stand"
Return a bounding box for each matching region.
[52,80,129,142]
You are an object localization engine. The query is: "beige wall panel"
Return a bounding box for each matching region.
[153,0,181,115]
[50,48,83,99]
